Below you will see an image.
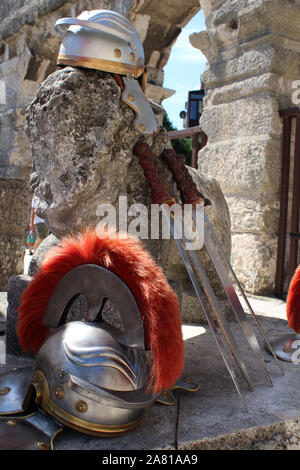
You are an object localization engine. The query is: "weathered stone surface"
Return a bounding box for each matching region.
[25,66,173,271]
[6,274,32,357]
[0,236,26,292]
[201,95,282,144]
[226,196,280,236]
[0,178,31,291]
[27,233,60,276]
[231,233,278,294]
[25,66,231,273]
[199,136,282,196]
[0,292,7,322]
[0,178,30,235]
[26,66,141,236]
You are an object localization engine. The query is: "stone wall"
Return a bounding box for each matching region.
[191,0,300,294]
[0,178,31,290]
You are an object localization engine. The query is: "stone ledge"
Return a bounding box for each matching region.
[180,419,300,450]
[0,296,298,450]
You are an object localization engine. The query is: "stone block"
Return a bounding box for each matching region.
[226,196,280,236]
[206,73,280,106]
[200,95,282,144]
[0,125,13,151]
[6,274,32,357]
[198,136,282,196]
[0,292,7,323]
[0,177,31,291]
[0,177,31,235]
[231,232,278,294]
[0,236,26,291]
[202,46,276,87]
[27,233,59,276]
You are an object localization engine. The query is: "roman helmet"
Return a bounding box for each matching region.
[0,230,185,448]
[22,264,158,437]
[54,9,158,136]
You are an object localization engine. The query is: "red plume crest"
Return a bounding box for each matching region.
[287,265,300,334]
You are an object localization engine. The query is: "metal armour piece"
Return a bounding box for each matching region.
[0,367,33,416]
[54,9,157,135]
[31,321,156,436]
[122,77,158,136]
[0,368,63,450]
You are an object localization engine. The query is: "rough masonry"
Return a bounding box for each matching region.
[191,0,300,293]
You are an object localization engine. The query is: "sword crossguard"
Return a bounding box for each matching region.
[161,148,211,207]
[133,142,176,206]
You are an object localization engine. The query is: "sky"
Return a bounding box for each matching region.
[162,9,207,130]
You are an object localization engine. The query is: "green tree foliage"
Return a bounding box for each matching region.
[162,112,192,166]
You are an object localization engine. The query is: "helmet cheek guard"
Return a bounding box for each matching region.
[54,10,158,136]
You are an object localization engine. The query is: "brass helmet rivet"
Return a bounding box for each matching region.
[7,419,17,426]
[114,48,122,58]
[128,94,135,102]
[75,400,88,413]
[58,372,64,379]
[130,52,135,62]
[54,386,64,399]
[0,386,10,395]
[36,440,48,450]
[139,123,145,132]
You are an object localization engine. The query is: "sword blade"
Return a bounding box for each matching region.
[201,216,272,386]
[203,214,284,377]
[186,246,254,392]
[161,206,248,411]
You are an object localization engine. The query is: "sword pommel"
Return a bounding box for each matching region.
[161,148,211,207]
[133,142,176,206]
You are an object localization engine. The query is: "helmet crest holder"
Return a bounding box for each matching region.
[42,264,145,350]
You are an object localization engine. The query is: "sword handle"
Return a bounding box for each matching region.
[133,142,176,206]
[161,148,211,206]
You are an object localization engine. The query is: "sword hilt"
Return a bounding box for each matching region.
[161,148,211,207]
[133,142,176,206]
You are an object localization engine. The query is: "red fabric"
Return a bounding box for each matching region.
[287,265,300,334]
[17,230,184,394]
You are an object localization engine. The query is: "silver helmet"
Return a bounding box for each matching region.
[54,10,157,136]
[23,264,158,437]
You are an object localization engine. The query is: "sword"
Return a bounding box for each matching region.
[133,142,254,409]
[161,148,283,380]
[203,214,284,378]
